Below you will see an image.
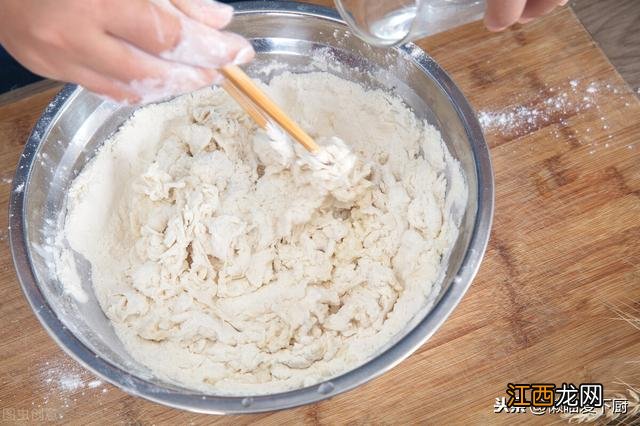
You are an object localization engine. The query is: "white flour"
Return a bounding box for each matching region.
[61,72,466,395]
[478,80,604,136]
[117,0,252,105]
[478,79,638,153]
[35,355,108,420]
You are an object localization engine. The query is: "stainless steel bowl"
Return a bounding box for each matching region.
[9,1,493,414]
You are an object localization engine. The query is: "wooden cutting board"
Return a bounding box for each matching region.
[0,3,638,425]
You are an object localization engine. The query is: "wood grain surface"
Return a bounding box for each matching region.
[0,3,639,425]
[571,0,640,91]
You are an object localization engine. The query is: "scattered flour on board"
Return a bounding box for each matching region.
[0,170,13,186]
[87,379,103,389]
[35,355,108,419]
[39,356,102,394]
[0,173,11,243]
[59,374,84,392]
[477,79,638,153]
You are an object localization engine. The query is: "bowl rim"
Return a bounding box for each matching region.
[9,0,494,415]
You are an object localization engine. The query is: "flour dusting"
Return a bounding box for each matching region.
[34,355,110,420]
[477,78,638,153]
[478,80,605,135]
[60,72,467,395]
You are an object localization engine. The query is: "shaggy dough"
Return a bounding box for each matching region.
[63,72,467,394]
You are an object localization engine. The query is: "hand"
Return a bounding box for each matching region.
[0,0,254,104]
[484,0,569,31]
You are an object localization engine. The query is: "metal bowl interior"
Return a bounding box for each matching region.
[9,1,493,414]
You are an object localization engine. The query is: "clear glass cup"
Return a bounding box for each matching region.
[334,0,485,47]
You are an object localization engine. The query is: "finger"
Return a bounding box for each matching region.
[104,0,253,69]
[103,0,182,55]
[72,32,219,102]
[9,47,139,103]
[169,0,234,29]
[116,66,223,104]
[520,0,566,21]
[64,64,140,104]
[159,18,254,68]
[72,29,174,82]
[484,0,528,31]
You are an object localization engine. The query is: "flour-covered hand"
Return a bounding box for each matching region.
[0,0,254,104]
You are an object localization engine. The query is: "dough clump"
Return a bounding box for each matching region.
[63,72,467,394]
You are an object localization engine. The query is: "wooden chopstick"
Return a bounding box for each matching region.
[221,65,319,153]
[222,79,269,129]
